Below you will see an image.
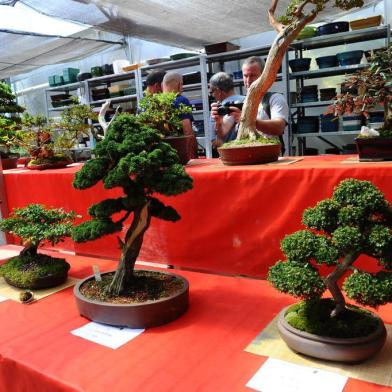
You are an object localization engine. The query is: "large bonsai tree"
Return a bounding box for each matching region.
[237,0,364,142]
[332,43,392,135]
[268,178,392,317]
[72,114,193,295]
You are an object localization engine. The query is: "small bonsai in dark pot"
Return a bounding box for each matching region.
[268,178,391,362]
[332,43,392,161]
[72,113,193,328]
[0,204,76,289]
[138,92,194,164]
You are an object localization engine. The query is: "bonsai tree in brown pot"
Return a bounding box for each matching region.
[0,82,25,169]
[138,92,193,164]
[268,178,392,362]
[0,204,76,289]
[331,43,392,161]
[218,0,365,165]
[72,113,193,328]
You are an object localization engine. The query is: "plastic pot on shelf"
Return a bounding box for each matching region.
[316,55,338,69]
[317,22,349,36]
[289,58,311,72]
[336,50,363,66]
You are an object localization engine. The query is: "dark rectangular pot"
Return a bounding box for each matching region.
[355,137,392,161]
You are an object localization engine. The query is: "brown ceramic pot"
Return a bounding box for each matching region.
[165,135,193,165]
[355,137,392,161]
[277,306,387,363]
[218,143,281,165]
[74,269,189,328]
[1,157,18,170]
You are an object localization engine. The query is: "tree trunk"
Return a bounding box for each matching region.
[108,201,151,296]
[20,243,38,256]
[324,252,358,317]
[384,99,392,130]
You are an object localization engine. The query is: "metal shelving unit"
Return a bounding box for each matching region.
[288,25,391,155]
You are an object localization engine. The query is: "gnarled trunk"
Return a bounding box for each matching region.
[108,201,151,296]
[20,242,38,256]
[237,0,318,140]
[324,252,358,317]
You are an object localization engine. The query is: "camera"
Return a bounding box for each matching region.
[217,101,244,116]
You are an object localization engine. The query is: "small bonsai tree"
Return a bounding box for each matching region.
[0,204,76,288]
[268,178,392,320]
[72,113,193,295]
[0,82,25,158]
[331,43,392,135]
[137,92,192,136]
[235,0,364,144]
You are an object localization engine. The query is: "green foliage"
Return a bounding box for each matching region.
[284,299,379,338]
[72,113,192,243]
[344,271,392,307]
[0,204,76,249]
[222,136,280,147]
[138,92,192,136]
[0,254,69,289]
[268,178,392,310]
[268,261,325,300]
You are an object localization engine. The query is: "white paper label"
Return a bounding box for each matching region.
[92,264,102,281]
[246,358,348,392]
[71,322,144,349]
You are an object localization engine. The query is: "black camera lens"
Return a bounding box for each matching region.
[217,105,230,116]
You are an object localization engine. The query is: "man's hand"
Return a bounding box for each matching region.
[228,107,241,123]
[210,102,222,126]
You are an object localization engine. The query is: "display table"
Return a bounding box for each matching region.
[0,251,390,392]
[3,156,392,277]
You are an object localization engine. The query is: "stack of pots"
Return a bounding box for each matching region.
[299,85,318,103]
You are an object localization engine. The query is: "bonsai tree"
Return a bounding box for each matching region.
[268,178,392,325]
[0,82,25,158]
[331,43,392,136]
[72,113,193,295]
[0,204,76,288]
[138,92,192,137]
[234,0,364,145]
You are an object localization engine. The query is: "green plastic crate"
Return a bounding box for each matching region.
[62,68,80,84]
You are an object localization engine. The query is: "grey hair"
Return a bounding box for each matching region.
[209,72,234,93]
[242,56,265,71]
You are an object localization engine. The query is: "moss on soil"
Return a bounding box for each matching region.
[285,298,380,338]
[222,136,280,148]
[80,270,184,304]
[0,253,70,288]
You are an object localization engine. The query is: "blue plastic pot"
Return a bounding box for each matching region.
[317,22,349,36]
[336,51,363,66]
[320,114,339,132]
[289,58,311,72]
[316,55,338,69]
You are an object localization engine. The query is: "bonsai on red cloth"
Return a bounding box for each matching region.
[268,178,392,362]
[72,113,193,328]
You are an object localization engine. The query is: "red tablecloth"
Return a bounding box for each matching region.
[3,156,392,277]
[0,252,390,392]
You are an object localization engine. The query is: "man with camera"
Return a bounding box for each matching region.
[211,56,288,148]
[209,72,245,147]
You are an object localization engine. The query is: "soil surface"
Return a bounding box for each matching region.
[80,270,184,304]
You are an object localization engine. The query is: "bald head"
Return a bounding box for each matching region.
[162,72,183,93]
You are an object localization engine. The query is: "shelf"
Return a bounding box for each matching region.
[206,43,272,62]
[290,25,390,51]
[86,71,137,85]
[192,110,204,115]
[290,64,368,79]
[90,94,138,105]
[48,106,72,111]
[183,83,202,91]
[141,55,203,72]
[46,82,83,92]
[294,130,359,137]
[291,100,334,108]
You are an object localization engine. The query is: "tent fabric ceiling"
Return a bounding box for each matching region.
[20,0,380,49]
[0,29,123,79]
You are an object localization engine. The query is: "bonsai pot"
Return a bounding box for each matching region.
[1,156,18,170]
[355,137,392,161]
[164,135,193,165]
[218,143,281,165]
[277,306,387,363]
[74,269,189,328]
[17,157,31,166]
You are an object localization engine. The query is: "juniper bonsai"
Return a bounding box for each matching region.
[72,113,193,296]
[0,204,76,288]
[236,0,364,143]
[268,178,392,318]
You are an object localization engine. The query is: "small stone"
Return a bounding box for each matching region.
[19,291,34,303]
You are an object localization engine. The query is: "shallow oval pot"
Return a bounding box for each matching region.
[277,306,387,363]
[74,269,189,328]
[218,143,281,165]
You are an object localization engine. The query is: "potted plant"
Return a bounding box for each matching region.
[268,178,391,362]
[0,82,25,169]
[218,0,365,165]
[72,113,193,328]
[0,204,76,289]
[332,43,392,161]
[138,92,193,164]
